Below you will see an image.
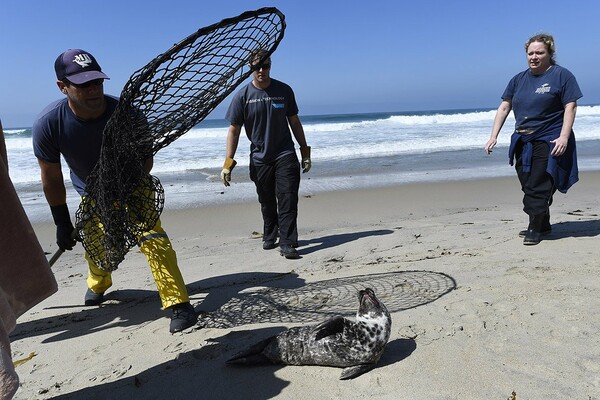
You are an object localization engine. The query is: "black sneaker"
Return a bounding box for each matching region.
[170,302,198,333]
[84,288,105,306]
[279,244,300,259]
[263,240,277,250]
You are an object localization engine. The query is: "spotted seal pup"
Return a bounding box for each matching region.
[226,287,392,379]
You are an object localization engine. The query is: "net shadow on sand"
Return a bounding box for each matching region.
[200,270,456,329]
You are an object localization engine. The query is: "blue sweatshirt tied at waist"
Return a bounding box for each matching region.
[508,130,579,193]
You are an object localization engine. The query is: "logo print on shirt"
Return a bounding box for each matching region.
[272,103,284,109]
[535,83,551,94]
[73,54,93,68]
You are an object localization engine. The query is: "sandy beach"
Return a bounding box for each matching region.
[9,172,600,399]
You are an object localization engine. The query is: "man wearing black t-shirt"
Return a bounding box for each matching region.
[222,49,311,259]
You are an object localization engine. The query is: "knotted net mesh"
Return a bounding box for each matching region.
[75,7,285,271]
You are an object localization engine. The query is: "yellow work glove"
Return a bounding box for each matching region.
[300,146,311,173]
[221,157,237,187]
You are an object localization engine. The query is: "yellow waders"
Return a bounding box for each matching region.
[85,218,189,309]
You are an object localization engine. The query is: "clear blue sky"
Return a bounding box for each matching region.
[2,0,599,127]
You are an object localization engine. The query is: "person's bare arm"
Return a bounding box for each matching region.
[550,101,577,157]
[225,124,242,160]
[38,159,68,206]
[288,114,311,172]
[485,100,512,154]
[287,114,308,148]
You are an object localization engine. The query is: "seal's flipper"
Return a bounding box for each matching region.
[339,364,375,380]
[226,337,273,365]
[312,316,346,340]
[226,353,271,365]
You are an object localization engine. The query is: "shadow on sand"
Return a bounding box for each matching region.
[15,270,454,399]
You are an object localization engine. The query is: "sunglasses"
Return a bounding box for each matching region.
[64,78,105,89]
[250,62,271,71]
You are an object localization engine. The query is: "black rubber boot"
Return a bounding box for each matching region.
[523,214,546,245]
[523,229,542,245]
[519,211,551,238]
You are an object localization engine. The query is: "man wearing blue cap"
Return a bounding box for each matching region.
[32,49,197,333]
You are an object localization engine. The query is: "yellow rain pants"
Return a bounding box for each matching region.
[85,218,189,309]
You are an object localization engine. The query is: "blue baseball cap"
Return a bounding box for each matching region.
[54,49,110,84]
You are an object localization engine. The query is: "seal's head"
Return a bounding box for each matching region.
[356,288,392,344]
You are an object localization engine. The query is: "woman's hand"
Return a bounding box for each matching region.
[484,138,497,155]
[550,136,568,156]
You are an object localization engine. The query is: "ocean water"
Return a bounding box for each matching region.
[5,105,600,222]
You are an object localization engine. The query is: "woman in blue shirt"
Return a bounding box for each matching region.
[485,33,582,245]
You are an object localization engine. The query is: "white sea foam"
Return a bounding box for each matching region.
[6,106,600,184]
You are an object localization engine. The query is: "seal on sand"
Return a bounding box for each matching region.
[226,288,392,379]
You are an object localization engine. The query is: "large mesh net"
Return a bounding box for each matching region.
[75,7,286,271]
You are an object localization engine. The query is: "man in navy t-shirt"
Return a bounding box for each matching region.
[32,49,197,333]
[222,49,311,259]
